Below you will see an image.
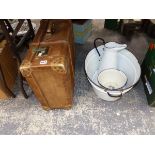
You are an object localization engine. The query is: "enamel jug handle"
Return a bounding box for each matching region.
[94,38,105,57]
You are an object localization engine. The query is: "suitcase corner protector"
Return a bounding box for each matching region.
[20,61,32,77]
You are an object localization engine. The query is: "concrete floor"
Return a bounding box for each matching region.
[0,20,155,134]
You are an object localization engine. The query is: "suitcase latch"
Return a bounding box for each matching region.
[33,47,48,57]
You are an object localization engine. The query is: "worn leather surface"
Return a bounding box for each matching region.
[0,43,18,99]
[20,20,75,109]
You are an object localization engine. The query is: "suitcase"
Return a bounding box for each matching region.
[0,41,18,99]
[20,20,75,110]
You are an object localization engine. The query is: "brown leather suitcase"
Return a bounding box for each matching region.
[20,20,75,110]
[0,41,18,99]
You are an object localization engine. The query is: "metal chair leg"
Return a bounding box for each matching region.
[19,72,28,99]
[27,19,35,39]
[16,59,28,99]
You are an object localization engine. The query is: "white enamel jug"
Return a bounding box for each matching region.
[93,39,128,90]
[98,42,127,73]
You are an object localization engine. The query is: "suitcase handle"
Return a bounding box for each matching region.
[46,22,56,34]
[51,23,56,34]
[32,20,49,45]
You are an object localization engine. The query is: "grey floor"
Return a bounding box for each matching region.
[0,20,155,135]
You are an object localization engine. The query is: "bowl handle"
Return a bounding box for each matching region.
[107,91,122,98]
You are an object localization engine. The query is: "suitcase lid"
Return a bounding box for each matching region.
[31,19,72,47]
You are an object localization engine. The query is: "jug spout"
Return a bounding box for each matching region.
[104,42,127,51]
